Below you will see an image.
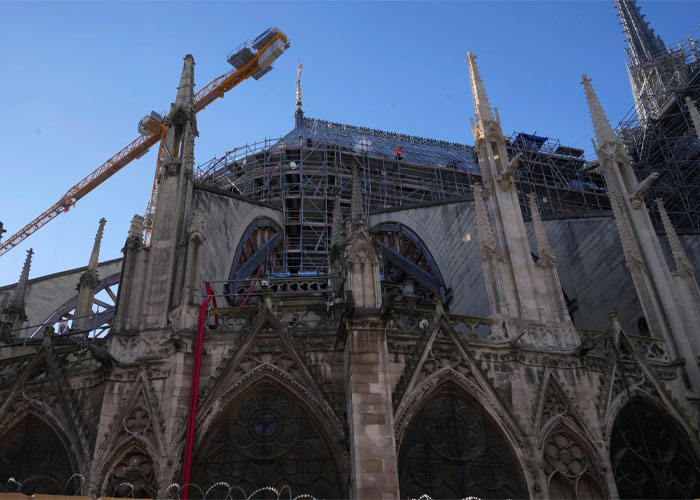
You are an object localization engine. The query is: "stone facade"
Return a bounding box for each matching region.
[2,19,700,500]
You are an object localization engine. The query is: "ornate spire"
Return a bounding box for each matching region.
[527,194,556,267]
[466,51,494,123]
[686,97,700,141]
[351,166,364,226]
[88,218,106,271]
[581,74,619,148]
[11,248,33,308]
[473,185,499,258]
[615,0,666,66]
[331,191,344,249]
[656,198,695,276]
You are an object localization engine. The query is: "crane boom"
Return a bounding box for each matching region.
[0,28,288,257]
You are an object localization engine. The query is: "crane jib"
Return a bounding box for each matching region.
[0,29,288,257]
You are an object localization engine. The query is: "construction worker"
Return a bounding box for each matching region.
[58,319,69,334]
[394,145,403,161]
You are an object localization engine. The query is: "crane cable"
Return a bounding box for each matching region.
[50,210,70,273]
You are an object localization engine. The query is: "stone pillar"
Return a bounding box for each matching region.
[171,208,205,330]
[345,314,400,499]
[467,52,577,346]
[582,75,700,392]
[73,218,106,331]
[141,54,198,329]
[1,247,33,341]
[114,214,145,331]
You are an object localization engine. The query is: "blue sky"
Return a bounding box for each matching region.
[0,1,698,286]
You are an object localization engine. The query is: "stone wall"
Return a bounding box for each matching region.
[192,184,283,294]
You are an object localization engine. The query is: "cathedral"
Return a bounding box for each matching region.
[2,1,700,499]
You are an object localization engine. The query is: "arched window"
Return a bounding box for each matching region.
[544,428,605,499]
[192,384,344,499]
[0,415,75,495]
[104,448,158,498]
[398,385,527,499]
[610,397,700,498]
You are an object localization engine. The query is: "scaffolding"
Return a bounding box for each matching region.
[617,26,700,229]
[196,122,610,276]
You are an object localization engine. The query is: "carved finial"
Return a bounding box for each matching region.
[527,194,556,267]
[296,60,303,110]
[581,74,618,148]
[656,198,695,276]
[466,51,494,123]
[331,191,344,249]
[88,218,106,271]
[351,166,364,226]
[473,184,499,258]
[12,248,33,307]
[686,97,700,142]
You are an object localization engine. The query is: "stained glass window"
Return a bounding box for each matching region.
[398,385,527,499]
[611,398,700,499]
[191,387,344,499]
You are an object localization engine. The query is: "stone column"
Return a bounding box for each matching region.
[582,75,700,393]
[467,52,577,346]
[345,314,400,499]
[1,248,33,341]
[73,218,106,331]
[113,214,145,331]
[141,54,197,329]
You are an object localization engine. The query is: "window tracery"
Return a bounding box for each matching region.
[544,429,604,499]
[398,385,526,499]
[191,387,344,499]
[0,416,75,494]
[106,449,157,498]
[610,398,700,499]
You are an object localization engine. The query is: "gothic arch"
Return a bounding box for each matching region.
[0,412,78,495]
[191,375,347,498]
[99,443,161,499]
[393,320,529,477]
[609,395,700,499]
[534,373,602,452]
[195,309,346,451]
[540,418,607,499]
[396,380,528,499]
[603,382,697,447]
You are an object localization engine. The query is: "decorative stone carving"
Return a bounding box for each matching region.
[544,430,605,498]
[105,449,158,498]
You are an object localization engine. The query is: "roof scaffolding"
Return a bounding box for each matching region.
[617,26,700,229]
[195,118,610,276]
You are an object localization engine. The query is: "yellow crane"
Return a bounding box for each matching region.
[0,27,289,256]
